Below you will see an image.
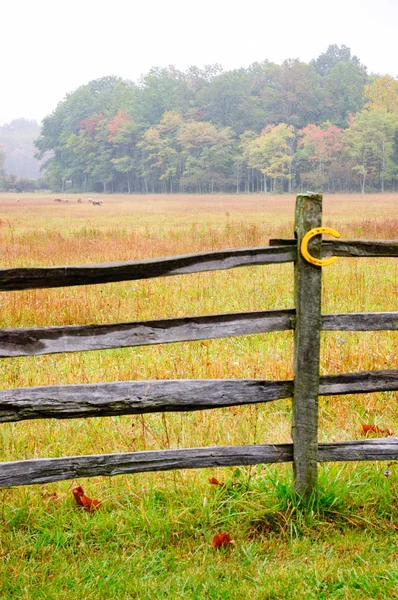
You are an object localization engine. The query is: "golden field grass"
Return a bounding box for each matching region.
[0,192,397,599]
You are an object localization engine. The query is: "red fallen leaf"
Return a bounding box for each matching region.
[212,533,235,548]
[208,477,224,486]
[361,424,394,436]
[72,486,101,512]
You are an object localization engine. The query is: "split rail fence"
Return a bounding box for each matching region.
[1,193,397,497]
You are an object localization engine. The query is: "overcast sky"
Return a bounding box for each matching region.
[1,0,397,126]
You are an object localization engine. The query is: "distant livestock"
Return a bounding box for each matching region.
[90,199,103,206]
[53,198,69,203]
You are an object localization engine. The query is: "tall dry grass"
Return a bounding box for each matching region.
[0,192,397,485]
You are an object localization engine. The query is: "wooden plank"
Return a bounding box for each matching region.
[0,379,295,423]
[1,439,398,487]
[319,369,398,395]
[0,370,396,424]
[321,312,398,331]
[292,193,323,498]
[0,309,295,358]
[0,444,294,487]
[318,439,398,462]
[0,246,296,291]
[326,240,398,258]
[1,310,396,358]
[269,238,398,257]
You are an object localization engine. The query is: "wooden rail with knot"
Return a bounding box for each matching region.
[1,193,397,499]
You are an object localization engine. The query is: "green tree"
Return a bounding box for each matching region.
[194,68,261,133]
[321,60,368,127]
[140,111,185,193]
[244,124,296,192]
[35,77,123,190]
[135,67,193,126]
[311,44,363,76]
[178,121,236,192]
[270,60,322,128]
[344,109,398,192]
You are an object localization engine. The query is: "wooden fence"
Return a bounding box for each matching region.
[1,193,397,498]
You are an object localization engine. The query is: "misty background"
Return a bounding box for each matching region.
[0,0,397,192]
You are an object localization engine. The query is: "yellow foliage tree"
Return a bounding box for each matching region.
[363,75,398,116]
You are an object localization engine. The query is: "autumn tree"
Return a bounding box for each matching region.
[363,75,398,116]
[297,122,344,191]
[108,110,141,193]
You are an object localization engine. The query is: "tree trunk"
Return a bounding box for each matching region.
[381,140,385,193]
[361,173,366,194]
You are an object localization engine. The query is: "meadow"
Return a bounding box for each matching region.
[0,192,397,599]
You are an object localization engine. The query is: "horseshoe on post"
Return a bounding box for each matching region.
[300,227,341,267]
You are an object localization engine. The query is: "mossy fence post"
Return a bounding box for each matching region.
[292,193,323,499]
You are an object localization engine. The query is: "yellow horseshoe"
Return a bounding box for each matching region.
[300,227,341,267]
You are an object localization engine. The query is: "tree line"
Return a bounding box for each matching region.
[0,120,48,192]
[32,45,398,194]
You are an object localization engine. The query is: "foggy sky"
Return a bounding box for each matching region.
[2,0,397,126]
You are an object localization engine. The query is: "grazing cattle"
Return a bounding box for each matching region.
[53,198,62,202]
[77,198,82,203]
[91,199,102,206]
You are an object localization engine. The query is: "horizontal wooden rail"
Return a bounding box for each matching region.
[3,239,396,293]
[1,439,397,487]
[0,370,396,423]
[0,245,296,291]
[325,240,398,258]
[0,310,295,357]
[0,379,294,422]
[1,310,396,358]
[269,238,398,257]
[321,312,398,331]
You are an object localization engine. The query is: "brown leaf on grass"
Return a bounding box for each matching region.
[72,486,101,512]
[212,533,235,548]
[208,477,224,486]
[361,424,394,437]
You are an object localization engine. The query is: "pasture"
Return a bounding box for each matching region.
[0,192,397,599]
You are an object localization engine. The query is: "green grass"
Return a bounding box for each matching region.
[0,192,397,598]
[2,464,398,599]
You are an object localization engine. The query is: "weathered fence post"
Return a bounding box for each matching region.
[292,193,323,499]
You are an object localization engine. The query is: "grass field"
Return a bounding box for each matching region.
[0,192,397,599]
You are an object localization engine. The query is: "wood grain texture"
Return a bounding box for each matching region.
[325,240,398,258]
[0,378,295,423]
[292,193,323,498]
[321,312,398,331]
[1,370,395,424]
[269,238,398,257]
[0,246,296,291]
[0,309,295,358]
[1,310,396,358]
[1,439,397,487]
